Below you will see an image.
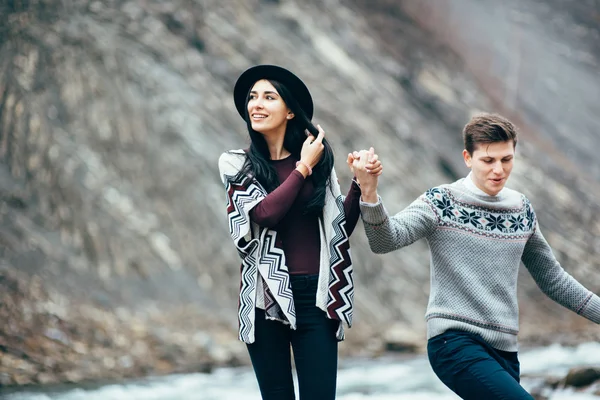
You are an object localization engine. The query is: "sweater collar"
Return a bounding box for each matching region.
[464,172,506,201]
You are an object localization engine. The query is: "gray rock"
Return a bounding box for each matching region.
[565,367,600,388]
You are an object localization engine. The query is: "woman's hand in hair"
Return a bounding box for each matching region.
[299,124,325,169]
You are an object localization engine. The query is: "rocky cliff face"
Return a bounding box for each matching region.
[1,0,599,386]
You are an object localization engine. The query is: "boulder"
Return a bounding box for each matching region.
[564,367,600,388]
[382,324,423,353]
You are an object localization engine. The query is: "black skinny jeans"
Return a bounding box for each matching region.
[246,274,339,400]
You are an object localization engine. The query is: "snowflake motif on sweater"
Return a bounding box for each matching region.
[425,188,534,237]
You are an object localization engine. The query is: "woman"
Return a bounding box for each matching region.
[218,65,382,399]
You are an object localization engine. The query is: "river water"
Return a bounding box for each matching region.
[3,342,600,399]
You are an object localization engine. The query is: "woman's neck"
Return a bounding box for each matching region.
[263,133,289,160]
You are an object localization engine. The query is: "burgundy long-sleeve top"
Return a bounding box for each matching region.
[250,155,361,275]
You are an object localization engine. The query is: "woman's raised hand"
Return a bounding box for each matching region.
[348,148,383,178]
[350,147,382,203]
[300,124,325,169]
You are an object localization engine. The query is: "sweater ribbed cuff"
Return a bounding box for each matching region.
[580,293,600,324]
[359,196,388,225]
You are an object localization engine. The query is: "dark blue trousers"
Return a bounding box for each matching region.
[427,330,534,400]
[246,274,339,400]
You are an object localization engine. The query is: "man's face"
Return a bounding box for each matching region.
[463,141,515,196]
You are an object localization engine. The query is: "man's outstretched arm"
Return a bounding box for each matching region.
[352,148,437,254]
[360,196,437,254]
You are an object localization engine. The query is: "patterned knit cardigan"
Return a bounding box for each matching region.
[218,150,354,343]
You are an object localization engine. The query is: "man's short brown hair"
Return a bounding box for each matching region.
[463,113,518,154]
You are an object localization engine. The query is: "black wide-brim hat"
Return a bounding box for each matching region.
[233,65,314,121]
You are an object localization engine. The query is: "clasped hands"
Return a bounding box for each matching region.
[347,147,382,203]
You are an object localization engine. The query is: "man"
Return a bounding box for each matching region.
[352,113,600,399]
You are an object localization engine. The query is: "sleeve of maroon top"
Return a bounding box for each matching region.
[343,180,362,236]
[249,170,305,228]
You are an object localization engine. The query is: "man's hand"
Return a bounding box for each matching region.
[350,147,382,203]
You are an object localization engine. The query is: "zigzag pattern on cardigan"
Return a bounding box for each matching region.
[224,167,294,342]
[326,196,354,327]
[259,228,294,321]
[239,248,258,341]
[219,150,354,343]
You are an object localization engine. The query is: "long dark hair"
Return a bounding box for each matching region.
[233,79,334,215]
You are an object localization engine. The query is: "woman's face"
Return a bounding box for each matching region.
[247,79,293,137]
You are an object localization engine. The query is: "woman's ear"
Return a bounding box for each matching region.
[287,111,294,120]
